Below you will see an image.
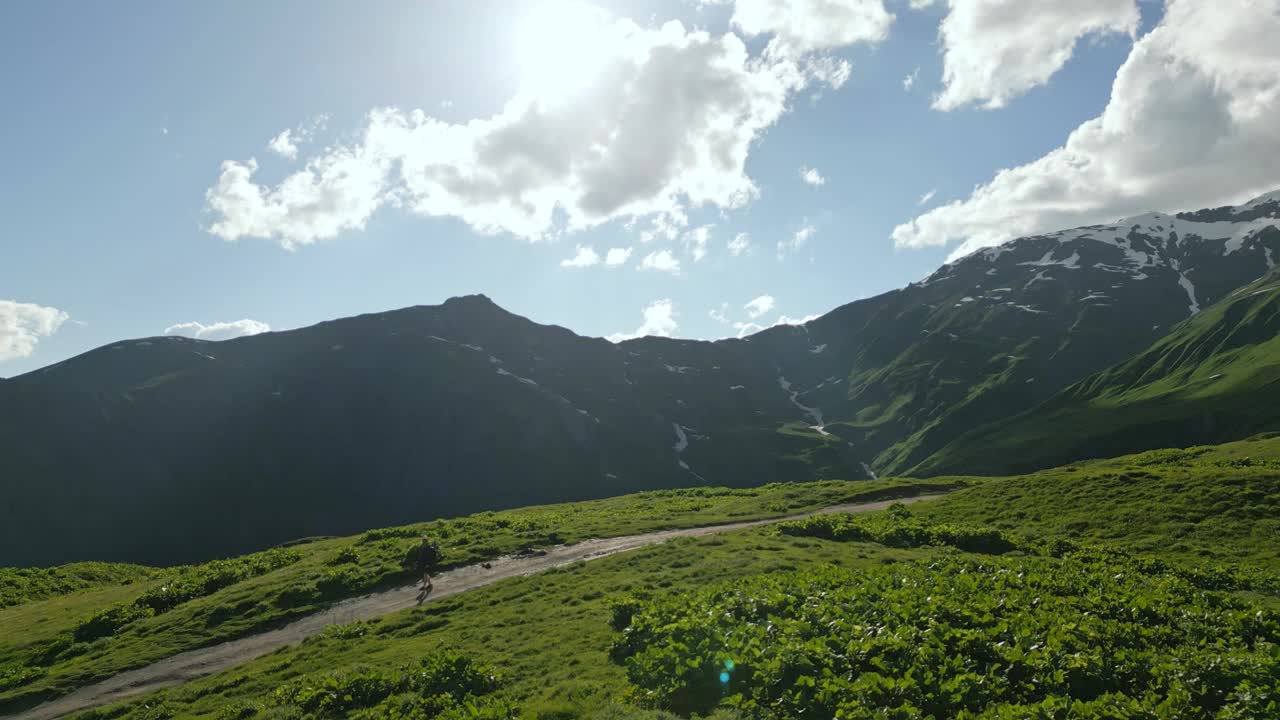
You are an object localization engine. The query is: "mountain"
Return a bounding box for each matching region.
[913,267,1280,476]
[0,297,862,566]
[3,191,1278,566]
[839,189,1280,474]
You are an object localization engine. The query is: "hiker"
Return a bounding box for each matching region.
[414,535,439,604]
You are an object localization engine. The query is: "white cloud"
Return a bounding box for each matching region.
[727,231,752,256]
[683,225,713,261]
[729,0,895,56]
[207,14,859,249]
[0,300,69,362]
[267,129,299,160]
[908,0,937,8]
[933,0,1139,111]
[903,66,919,91]
[607,299,678,341]
[639,249,682,274]
[918,188,937,205]
[744,294,776,318]
[206,152,388,250]
[709,301,730,323]
[777,222,816,256]
[895,0,1280,260]
[604,247,634,266]
[799,165,826,185]
[560,245,602,268]
[163,319,271,341]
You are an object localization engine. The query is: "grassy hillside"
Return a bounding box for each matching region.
[0,478,943,714]
[6,438,1275,719]
[912,438,1280,569]
[915,271,1280,477]
[0,563,157,610]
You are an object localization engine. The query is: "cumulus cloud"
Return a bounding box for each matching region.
[744,294,776,318]
[265,115,329,161]
[560,245,602,268]
[895,0,1280,260]
[206,12,869,250]
[267,130,299,160]
[777,222,816,256]
[607,299,678,341]
[683,225,712,261]
[908,0,938,8]
[729,0,895,56]
[799,165,825,185]
[640,249,682,274]
[163,319,271,341]
[727,231,751,256]
[0,300,69,362]
[933,0,1139,111]
[605,247,634,266]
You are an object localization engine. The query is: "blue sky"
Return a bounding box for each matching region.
[4,0,1277,377]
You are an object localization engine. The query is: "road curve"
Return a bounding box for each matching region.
[15,494,944,720]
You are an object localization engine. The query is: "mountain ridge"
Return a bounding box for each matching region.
[3,190,1279,566]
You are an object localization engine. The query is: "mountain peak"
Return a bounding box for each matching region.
[1243,188,1280,208]
[442,293,500,308]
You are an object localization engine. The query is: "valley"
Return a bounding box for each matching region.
[1,439,1276,718]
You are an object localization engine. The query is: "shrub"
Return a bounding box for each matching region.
[613,557,1280,718]
[314,569,364,599]
[71,547,301,642]
[0,663,46,692]
[778,508,1020,554]
[74,604,155,643]
[327,547,360,566]
[267,651,507,719]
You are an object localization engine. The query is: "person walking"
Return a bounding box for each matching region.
[414,535,439,605]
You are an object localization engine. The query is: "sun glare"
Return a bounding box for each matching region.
[516,0,613,103]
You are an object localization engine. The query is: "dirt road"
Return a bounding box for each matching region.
[15,494,943,720]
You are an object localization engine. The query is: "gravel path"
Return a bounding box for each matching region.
[14,494,943,720]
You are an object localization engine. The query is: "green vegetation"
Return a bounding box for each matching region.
[75,549,301,642]
[778,501,1020,554]
[7,439,1280,719]
[262,650,511,719]
[613,556,1278,718]
[917,271,1280,477]
[912,437,1280,568]
[0,563,157,609]
[0,478,940,715]
[58,525,935,720]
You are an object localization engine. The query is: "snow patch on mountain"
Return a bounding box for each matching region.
[429,335,484,352]
[672,423,689,453]
[778,375,825,430]
[1177,273,1201,315]
[1008,303,1046,314]
[497,368,538,387]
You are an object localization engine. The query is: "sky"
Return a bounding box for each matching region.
[3,0,1279,376]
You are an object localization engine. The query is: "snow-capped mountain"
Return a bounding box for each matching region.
[3,191,1278,566]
